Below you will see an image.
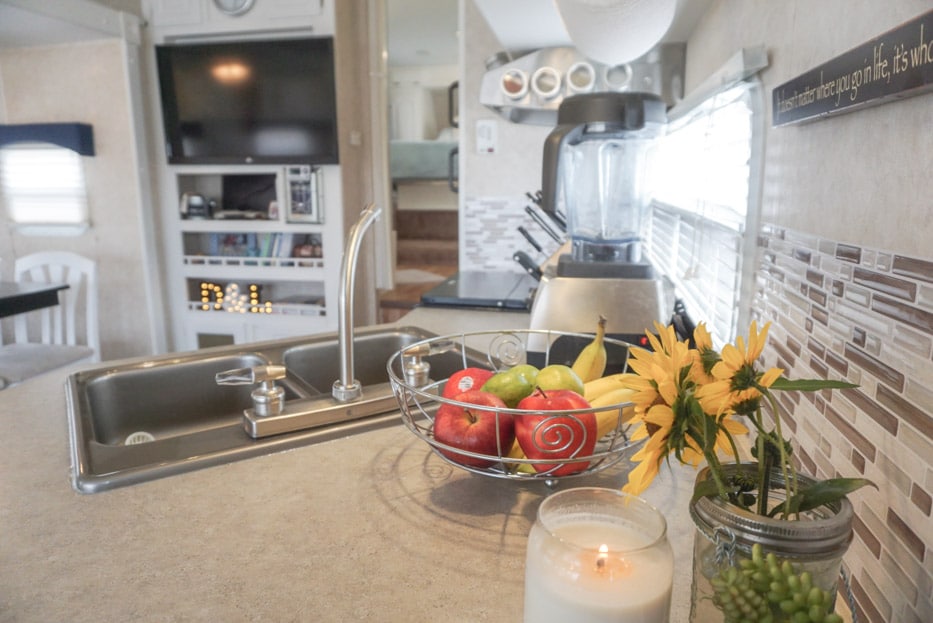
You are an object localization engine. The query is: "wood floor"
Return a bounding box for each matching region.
[377,208,459,323]
[377,263,457,323]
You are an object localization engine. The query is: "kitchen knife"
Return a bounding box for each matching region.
[524,205,563,244]
[517,226,543,253]
[513,251,542,281]
[545,209,567,232]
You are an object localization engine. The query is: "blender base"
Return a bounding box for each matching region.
[528,272,675,342]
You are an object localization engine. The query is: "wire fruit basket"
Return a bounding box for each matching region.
[386,329,644,485]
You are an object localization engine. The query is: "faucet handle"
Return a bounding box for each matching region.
[216,365,287,417]
[400,340,458,387]
[216,365,287,385]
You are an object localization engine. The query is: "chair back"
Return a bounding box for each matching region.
[13,251,100,361]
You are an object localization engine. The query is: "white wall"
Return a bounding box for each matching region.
[0,40,156,359]
[459,0,558,271]
[687,0,931,259]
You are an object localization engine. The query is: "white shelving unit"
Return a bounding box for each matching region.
[162,164,343,350]
[142,0,345,352]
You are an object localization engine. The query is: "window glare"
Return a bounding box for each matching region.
[0,144,89,226]
[645,81,759,343]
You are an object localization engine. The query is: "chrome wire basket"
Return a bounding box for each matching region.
[386,329,645,484]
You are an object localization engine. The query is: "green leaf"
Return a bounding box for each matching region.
[691,478,722,504]
[770,378,858,391]
[784,478,877,514]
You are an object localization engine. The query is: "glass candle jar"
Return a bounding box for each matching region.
[524,487,674,623]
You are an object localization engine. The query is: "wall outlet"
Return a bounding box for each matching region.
[475,119,498,154]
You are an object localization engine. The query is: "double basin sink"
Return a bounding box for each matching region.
[65,326,466,493]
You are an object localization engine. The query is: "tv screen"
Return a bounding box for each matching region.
[156,37,339,165]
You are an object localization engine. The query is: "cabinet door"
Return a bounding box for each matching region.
[205,0,323,26]
[148,0,203,27]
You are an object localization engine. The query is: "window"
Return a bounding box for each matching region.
[0,143,90,235]
[645,78,764,344]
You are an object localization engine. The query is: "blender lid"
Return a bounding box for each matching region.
[556,92,666,131]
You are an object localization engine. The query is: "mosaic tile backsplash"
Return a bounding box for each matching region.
[462,196,564,271]
[755,224,932,623]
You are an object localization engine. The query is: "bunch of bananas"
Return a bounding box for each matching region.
[571,315,637,438]
[505,316,636,471]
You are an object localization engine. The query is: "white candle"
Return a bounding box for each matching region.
[524,489,673,623]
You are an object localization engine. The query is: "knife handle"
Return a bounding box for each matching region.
[513,251,542,281]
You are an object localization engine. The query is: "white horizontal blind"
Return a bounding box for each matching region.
[0,145,89,226]
[645,81,761,343]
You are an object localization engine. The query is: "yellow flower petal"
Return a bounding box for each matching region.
[693,322,713,350]
[747,322,770,361]
[622,450,661,496]
[720,343,745,370]
[644,404,674,429]
[759,366,783,388]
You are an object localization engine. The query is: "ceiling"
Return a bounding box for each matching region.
[0,4,103,48]
[2,0,711,65]
[388,0,460,66]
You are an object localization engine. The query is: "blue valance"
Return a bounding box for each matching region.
[0,123,94,156]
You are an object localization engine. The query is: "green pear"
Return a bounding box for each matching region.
[480,364,538,408]
[535,364,585,396]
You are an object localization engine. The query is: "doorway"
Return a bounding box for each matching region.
[377,0,460,322]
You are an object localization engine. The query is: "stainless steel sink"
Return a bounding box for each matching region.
[65,326,444,493]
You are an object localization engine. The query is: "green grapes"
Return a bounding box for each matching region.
[709,544,842,623]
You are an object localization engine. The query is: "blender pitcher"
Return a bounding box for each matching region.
[541,92,666,266]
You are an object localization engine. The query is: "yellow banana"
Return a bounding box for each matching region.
[504,437,535,474]
[583,372,632,402]
[571,315,608,383]
[590,387,637,439]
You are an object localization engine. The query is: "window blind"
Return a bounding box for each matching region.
[645,80,763,343]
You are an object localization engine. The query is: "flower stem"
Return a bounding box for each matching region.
[755,408,771,515]
[763,388,796,517]
[705,450,730,501]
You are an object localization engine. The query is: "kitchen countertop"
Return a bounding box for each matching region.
[0,306,699,622]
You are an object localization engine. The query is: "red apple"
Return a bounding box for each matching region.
[441,367,495,399]
[433,390,514,468]
[515,389,596,476]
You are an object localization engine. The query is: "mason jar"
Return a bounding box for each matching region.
[689,464,854,623]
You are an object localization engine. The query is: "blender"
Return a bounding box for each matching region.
[528,92,675,361]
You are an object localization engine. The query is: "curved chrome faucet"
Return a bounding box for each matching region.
[332,203,383,402]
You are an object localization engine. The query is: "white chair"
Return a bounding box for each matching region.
[0,251,99,388]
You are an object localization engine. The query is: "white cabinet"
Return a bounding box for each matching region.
[145,0,330,40]
[162,165,344,351]
[143,0,344,352]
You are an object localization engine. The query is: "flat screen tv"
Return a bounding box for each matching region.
[156,37,339,165]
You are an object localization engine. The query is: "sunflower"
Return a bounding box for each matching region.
[618,319,868,525]
[696,321,784,416]
[621,322,751,497]
[692,322,720,383]
[621,323,719,494]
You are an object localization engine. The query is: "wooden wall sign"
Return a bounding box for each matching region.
[772,9,932,127]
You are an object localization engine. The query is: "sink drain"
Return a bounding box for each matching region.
[125,431,156,445]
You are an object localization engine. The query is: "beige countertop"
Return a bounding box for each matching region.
[0,306,699,622]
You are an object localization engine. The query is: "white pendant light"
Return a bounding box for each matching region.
[554,0,676,65]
